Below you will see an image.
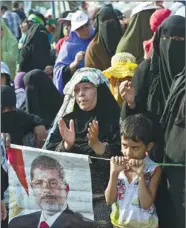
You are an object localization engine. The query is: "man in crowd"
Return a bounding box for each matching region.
[9,155,93,228]
[12,1,26,22]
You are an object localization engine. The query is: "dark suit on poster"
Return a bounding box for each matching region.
[9,209,76,228]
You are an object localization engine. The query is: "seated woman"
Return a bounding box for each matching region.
[44,68,121,227]
[23,69,64,129]
[103,52,138,106]
[1,85,47,148]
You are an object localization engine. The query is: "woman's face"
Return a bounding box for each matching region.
[1,74,7,85]
[76,23,91,39]
[74,82,97,111]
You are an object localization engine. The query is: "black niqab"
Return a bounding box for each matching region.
[96,6,122,58]
[147,15,185,115]
[24,70,63,128]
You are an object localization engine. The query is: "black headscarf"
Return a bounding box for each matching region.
[96,6,122,58]
[160,68,185,163]
[19,23,51,72]
[1,85,16,109]
[24,69,63,128]
[147,15,185,115]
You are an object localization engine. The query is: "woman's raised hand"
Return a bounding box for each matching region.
[87,120,99,147]
[58,118,75,150]
[119,80,136,109]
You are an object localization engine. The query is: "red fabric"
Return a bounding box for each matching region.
[150,8,171,32]
[56,35,69,54]
[143,38,153,59]
[8,148,29,195]
[40,221,49,228]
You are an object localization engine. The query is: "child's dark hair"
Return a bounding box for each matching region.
[120,114,153,145]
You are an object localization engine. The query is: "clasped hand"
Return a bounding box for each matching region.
[110,156,144,176]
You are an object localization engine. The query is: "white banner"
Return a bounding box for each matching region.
[8,144,93,227]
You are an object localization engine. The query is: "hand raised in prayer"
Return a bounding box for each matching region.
[58,118,75,150]
[119,80,136,109]
[110,156,129,175]
[34,125,47,148]
[87,120,106,155]
[1,200,7,221]
[87,120,99,147]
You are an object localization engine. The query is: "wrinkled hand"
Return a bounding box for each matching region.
[1,200,7,221]
[110,156,129,174]
[119,80,135,108]
[128,159,144,176]
[87,120,99,148]
[58,118,75,150]
[74,51,85,66]
[34,125,47,148]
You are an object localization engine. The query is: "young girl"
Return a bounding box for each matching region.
[105,114,162,228]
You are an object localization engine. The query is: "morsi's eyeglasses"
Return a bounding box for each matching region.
[31,180,65,189]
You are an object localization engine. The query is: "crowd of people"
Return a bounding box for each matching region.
[1,1,185,228]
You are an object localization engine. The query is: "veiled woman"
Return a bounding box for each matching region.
[44,68,121,227]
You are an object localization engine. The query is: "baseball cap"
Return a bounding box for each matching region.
[58,12,74,23]
[1,62,10,75]
[71,10,89,31]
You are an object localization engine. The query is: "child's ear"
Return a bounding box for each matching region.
[147,142,154,152]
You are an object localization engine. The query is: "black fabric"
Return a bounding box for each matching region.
[1,166,8,200]
[19,24,51,72]
[160,68,185,163]
[63,65,73,87]
[1,85,16,108]
[164,155,185,228]
[24,70,63,128]
[1,110,45,145]
[96,6,122,58]
[147,15,185,115]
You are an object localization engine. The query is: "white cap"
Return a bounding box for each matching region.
[131,2,161,17]
[169,2,184,15]
[58,12,74,23]
[71,10,89,31]
[1,62,10,75]
[175,6,185,18]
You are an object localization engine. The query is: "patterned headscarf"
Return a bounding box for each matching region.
[43,67,109,149]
